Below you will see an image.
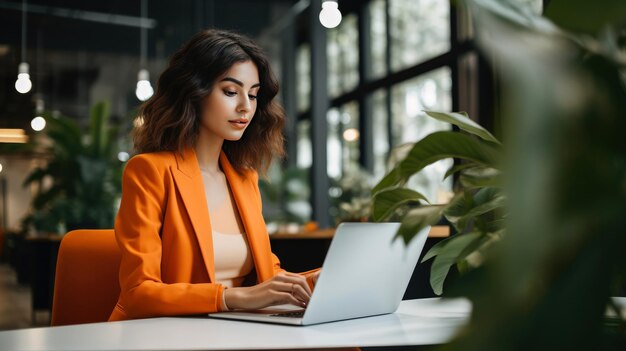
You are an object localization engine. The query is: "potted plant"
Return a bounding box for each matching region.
[372,111,504,295]
[373,0,626,348]
[22,101,122,233]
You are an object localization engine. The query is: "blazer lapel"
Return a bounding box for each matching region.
[220,152,274,282]
[171,148,217,283]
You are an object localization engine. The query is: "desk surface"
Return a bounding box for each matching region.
[0,298,471,350]
[270,225,450,240]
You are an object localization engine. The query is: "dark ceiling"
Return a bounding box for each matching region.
[0,0,297,131]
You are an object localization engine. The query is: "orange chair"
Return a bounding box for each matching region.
[51,229,120,326]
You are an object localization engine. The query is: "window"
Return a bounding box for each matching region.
[389,0,450,72]
[327,14,359,98]
[284,0,490,225]
[326,101,360,179]
[296,44,311,113]
[391,67,453,202]
[297,119,312,169]
[369,89,389,181]
[368,0,387,79]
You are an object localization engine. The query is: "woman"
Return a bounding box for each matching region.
[109,29,318,321]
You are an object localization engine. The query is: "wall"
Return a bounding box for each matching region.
[0,155,36,231]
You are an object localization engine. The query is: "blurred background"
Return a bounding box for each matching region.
[0,0,547,331]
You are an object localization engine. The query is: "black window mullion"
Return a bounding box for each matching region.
[281,20,298,168]
[309,0,331,228]
[385,0,393,150]
[358,3,373,172]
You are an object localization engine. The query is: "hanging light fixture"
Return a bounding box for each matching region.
[135,0,153,101]
[15,0,32,94]
[319,0,342,29]
[31,96,46,131]
[136,68,153,101]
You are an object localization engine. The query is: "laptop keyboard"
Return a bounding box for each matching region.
[270,311,305,318]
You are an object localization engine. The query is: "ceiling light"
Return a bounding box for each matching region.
[136,69,153,101]
[31,97,46,131]
[319,1,342,29]
[15,62,32,94]
[31,116,46,131]
[135,0,153,101]
[15,0,32,94]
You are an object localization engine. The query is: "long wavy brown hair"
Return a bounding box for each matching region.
[133,28,285,175]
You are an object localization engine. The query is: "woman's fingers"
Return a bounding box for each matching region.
[271,280,310,304]
[278,272,312,296]
[225,272,313,310]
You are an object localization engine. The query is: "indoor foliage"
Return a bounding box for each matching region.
[22,101,122,233]
[375,0,626,349]
[371,111,504,295]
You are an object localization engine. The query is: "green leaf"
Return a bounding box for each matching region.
[473,187,502,204]
[22,167,46,187]
[397,205,444,244]
[459,167,502,188]
[545,0,626,35]
[444,163,478,180]
[458,195,506,226]
[372,167,403,194]
[372,187,430,222]
[422,233,457,263]
[443,192,474,232]
[425,111,501,144]
[89,101,110,157]
[430,232,482,295]
[401,131,501,178]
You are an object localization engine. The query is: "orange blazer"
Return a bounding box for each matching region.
[109,148,303,321]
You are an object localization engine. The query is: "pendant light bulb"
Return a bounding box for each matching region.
[319,1,342,29]
[31,97,46,131]
[15,62,32,94]
[136,69,154,101]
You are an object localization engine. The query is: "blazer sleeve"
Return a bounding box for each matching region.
[112,155,225,320]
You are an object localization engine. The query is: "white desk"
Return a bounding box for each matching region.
[0,298,471,350]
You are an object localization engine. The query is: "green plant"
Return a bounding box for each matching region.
[376,0,626,349]
[330,166,373,224]
[259,165,312,224]
[371,111,504,295]
[22,101,122,232]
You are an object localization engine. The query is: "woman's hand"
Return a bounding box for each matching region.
[223,272,312,310]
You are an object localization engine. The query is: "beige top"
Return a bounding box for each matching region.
[201,168,253,289]
[212,230,254,288]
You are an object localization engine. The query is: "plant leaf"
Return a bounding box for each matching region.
[459,168,502,188]
[430,232,482,295]
[443,191,475,232]
[425,111,501,144]
[460,195,505,222]
[422,233,456,263]
[89,101,110,158]
[373,131,501,193]
[444,163,478,180]
[545,0,626,36]
[372,167,403,194]
[371,187,430,222]
[397,205,444,244]
[401,131,501,179]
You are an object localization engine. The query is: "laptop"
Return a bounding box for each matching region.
[208,222,430,326]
